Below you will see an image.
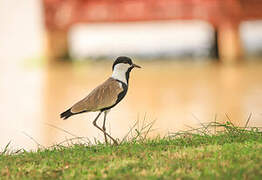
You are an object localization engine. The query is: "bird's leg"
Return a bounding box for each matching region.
[102,111,109,144]
[93,111,118,145]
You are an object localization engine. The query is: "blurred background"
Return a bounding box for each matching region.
[1,0,262,150]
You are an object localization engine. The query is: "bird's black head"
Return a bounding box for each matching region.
[111,56,141,84]
[112,56,141,71]
[112,56,133,70]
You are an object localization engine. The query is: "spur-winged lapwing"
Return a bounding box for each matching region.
[60,56,141,145]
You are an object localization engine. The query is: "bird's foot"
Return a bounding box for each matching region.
[112,139,119,146]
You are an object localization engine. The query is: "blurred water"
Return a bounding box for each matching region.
[1,60,262,151]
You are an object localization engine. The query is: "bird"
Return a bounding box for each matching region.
[60,56,141,145]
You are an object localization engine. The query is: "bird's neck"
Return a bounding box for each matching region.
[111,69,130,85]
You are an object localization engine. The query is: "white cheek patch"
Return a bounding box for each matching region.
[114,63,131,71]
[111,63,131,84]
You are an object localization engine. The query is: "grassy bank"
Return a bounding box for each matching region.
[1,122,262,179]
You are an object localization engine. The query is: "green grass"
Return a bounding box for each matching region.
[1,121,262,180]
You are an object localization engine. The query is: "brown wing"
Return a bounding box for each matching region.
[71,78,123,113]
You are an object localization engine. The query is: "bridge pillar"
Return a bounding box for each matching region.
[45,30,69,62]
[216,22,243,63]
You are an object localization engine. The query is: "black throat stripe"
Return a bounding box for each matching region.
[125,67,133,84]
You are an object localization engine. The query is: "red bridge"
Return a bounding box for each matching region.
[43,0,262,62]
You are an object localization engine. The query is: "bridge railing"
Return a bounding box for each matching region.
[42,0,262,62]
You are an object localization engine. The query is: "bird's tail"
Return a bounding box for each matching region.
[60,108,73,120]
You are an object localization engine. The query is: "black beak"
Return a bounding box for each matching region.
[132,63,141,68]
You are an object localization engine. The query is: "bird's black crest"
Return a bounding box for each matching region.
[112,56,133,70]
